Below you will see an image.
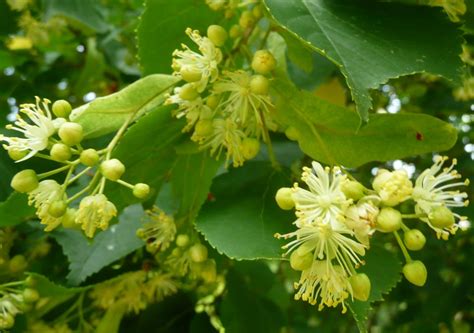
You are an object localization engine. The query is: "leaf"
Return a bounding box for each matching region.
[348,245,402,332]
[106,105,185,211]
[195,162,293,260]
[73,38,106,97]
[43,0,109,33]
[272,79,458,167]
[137,0,218,75]
[0,192,35,227]
[264,0,464,122]
[70,74,179,138]
[170,149,221,221]
[51,205,145,286]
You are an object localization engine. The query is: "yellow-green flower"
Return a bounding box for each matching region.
[75,194,117,238]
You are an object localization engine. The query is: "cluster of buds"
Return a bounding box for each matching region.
[275,157,469,312]
[1,97,151,238]
[0,276,40,330]
[166,1,277,167]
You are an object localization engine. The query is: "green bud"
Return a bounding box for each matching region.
[207,25,228,47]
[0,312,14,330]
[189,243,208,263]
[207,0,225,11]
[229,24,242,39]
[429,206,455,229]
[252,5,263,19]
[101,159,125,181]
[61,208,78,229]
[251,50,276,75]
[176,234,190,247]
[290,250,313,271]
[133,183,150,199]
[25,275,36,288]
[239,10,255,29]
[48,200,68,218]
[50,143,71,161]
[179,83,199,101]
[275,187,294,210]
[200,259,217,283]
[52,99,72,118]
[376,207,402,233]
[285,126,299,141]
[249,75,270,95]
[23,288,40,303]
[340,180,365,201]
[240,137,260,160]
[58,122,83,146]
[403,260,427,287]
[7,148,27,161]
[195,119,214,137]
[349,273,371,301]
[11,169,39,193]
[80,148,100,166]
[404,229,426,251]
[8,254,27,273]
[180,66,202,83]
[206,95,220,109]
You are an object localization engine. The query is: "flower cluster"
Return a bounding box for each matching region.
[1,97,152,238]
[166,3,276,167]
[428,0,466,22]
[275,157,469,312]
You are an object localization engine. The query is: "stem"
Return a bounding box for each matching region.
[35,153,67,163]
[400,221,410,232]
[116,179,134,190]
[393,230,412,263]
[38,164,72,179]
[67,167,92,185]
[62,165,76,192]
[0,281,25,288]
[259,26,272,49]
[98,177,106,194]
[105,113,134,160]
[258,109,280,170]
[67,172,101,203]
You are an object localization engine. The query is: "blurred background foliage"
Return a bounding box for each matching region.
[0,0,472,332]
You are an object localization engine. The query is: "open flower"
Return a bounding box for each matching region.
[344,199,379,247]
[28,180,67,232]
[137,207,176,252]
[172,28,222,92]
[75,194,117,238]
[292,162,352,226]
[0,97,56,161]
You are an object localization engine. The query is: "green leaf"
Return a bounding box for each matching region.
[0,192,35,227]
[43,0,109,33]
[138,0,218,75]
[73,38,106,97]
[171,149,221,222]
[195,162,293,260]
[106,105,185,211]
[264,0,464,122]
[51,205,145,286]
[348,245,402,332]
[70,74,179,138]
[272,79,458,167]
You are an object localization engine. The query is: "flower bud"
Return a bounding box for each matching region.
[180,66,202,83]
[25,276,36,288]
[133,183,150,199]
[61,208,78,229]
[372,169,413,206]
[429,206,455,228]
[8,254,27,273]
[285,126,299,141]
[189,243,208,263]
[0,312,14,330]
[195,119,214,137]
[403,260,427,287]
[275,187,295,210]
[8,148,27,161]
[229,24,242,39]
[376,207,402,232]
[250,75,270,95]
[52,99,72,118]
[179,83,199,101]
[200,259,217,283]
[251,50,276,75]
[206,95,220,109]
[404,229,426,251]
[50,143,72,161]
[340,179,365,201]
[100,159,125,181]
[349,273,371,301]
[176,234,190,247]
[207,0,225,11]
[11,169,39,193]
[207,25,228,47]
[239,11,255,29]
[23,288,40,303]
[58,122,84,146]
[252,5,263,19]
[240,137,260,160]
[80,148,100,166]
[48,200,68,218]
[290,250,313,271]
